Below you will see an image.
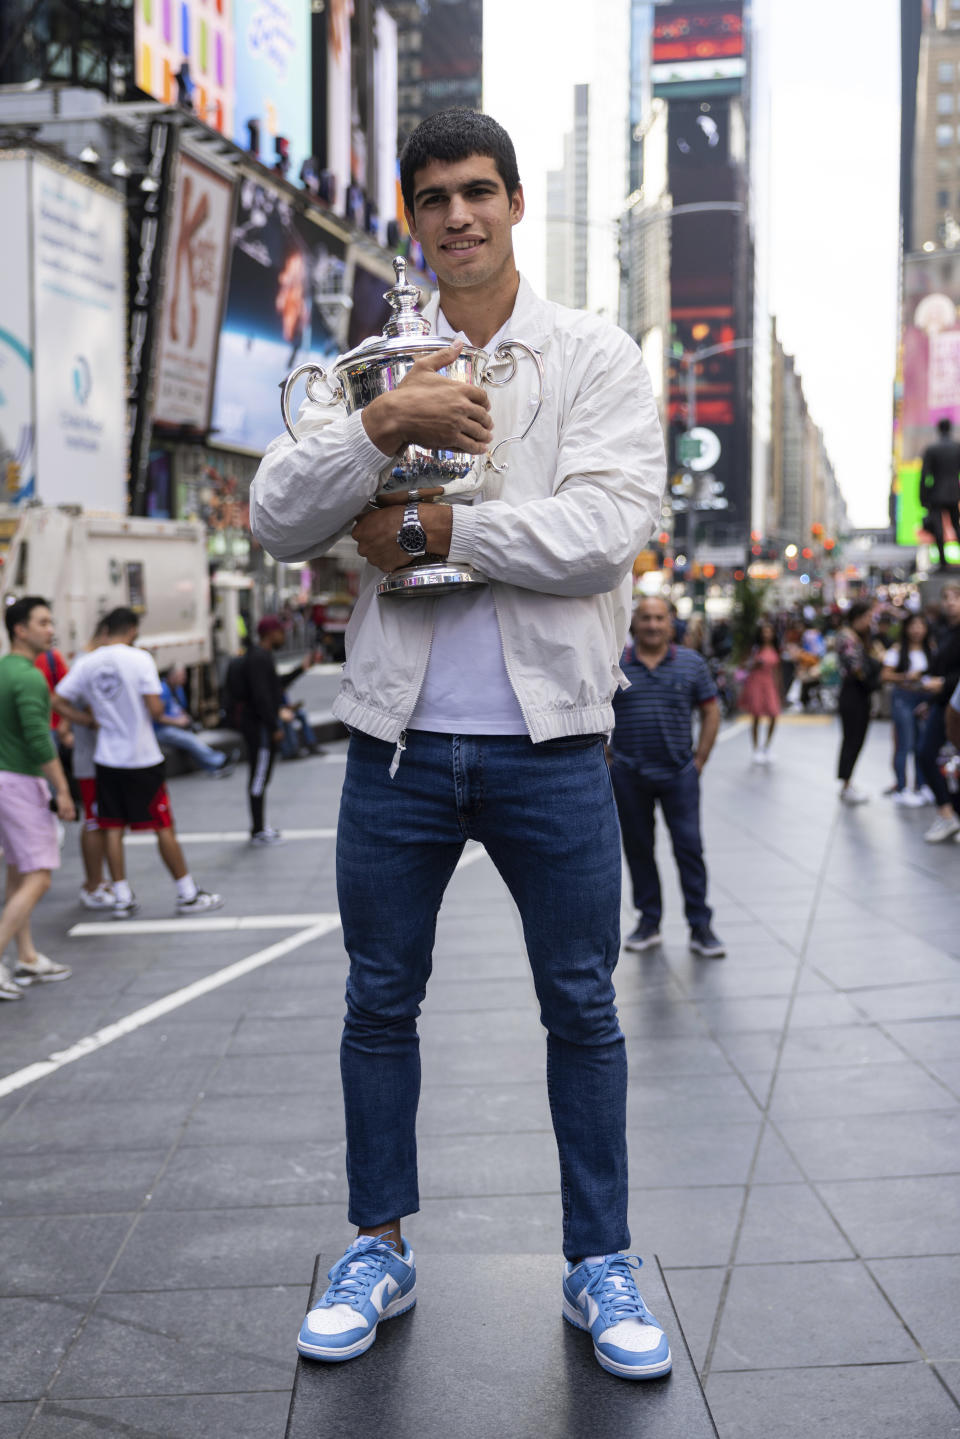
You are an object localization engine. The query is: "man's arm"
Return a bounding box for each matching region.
[694,700,720,772]
[946,681,960,746]
[352,329,665,597]
[51,692,96,727]
[144,693,165,721]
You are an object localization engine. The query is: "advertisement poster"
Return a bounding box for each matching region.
[233,0,312,181]
[0,158,34,502]
[31,159,127,513]
[210,176,348,454]
[153,152,235,430]
[134,0,235,136]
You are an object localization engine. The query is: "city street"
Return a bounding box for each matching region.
[1,715,959,1437]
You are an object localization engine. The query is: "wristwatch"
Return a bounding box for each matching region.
[396,501,427,558]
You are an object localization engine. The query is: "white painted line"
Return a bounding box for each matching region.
[68,914,338,938]
[126,828,338,846]
[1,845,488,1102]
[0,920,340,1101]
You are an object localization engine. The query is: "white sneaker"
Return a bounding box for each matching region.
[762,749,774,765]
[750,750,764,765]
[250,827,284,846]
[14,954,72,984]
[893,791,914,807]
[0,962,24,1001]
[918,786,937,805]
[176,890,225,915]
[924,815,960,843]
[840,787,869,805]
[80,883,116,910]
[112,894,140,919]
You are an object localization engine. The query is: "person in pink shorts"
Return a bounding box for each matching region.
[0,596,78,1002]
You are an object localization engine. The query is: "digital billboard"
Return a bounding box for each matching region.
[210,176,348,454]
[134,0,235,135]
[233,0,311,183]
[0,157,34,503]
[899,251,960,545]
[652,3,745,97]
[153,151,235,431]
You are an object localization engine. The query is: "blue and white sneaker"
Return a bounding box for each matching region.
[297,1234,416,1363]
[562,1254,672,1379]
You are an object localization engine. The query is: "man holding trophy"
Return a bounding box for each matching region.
[251,109,668,1380]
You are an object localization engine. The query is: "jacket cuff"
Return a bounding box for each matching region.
[447,504,479,566]
[344,408,395,473]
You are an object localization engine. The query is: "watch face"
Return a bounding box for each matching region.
[398,522,427,555]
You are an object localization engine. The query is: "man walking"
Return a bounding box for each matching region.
[252,109,668,1378]
[920,417,960,569]
[53,608,222,917]
[226,616,299,845]
[0,596,75,1001]
[610,596,725,958]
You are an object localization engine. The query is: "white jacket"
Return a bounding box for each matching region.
[249,276,666,744]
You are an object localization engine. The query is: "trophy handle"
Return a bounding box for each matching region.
[482,340,545,473]
[279,363,343,442]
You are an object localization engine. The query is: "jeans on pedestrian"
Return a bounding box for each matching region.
[336,728,629,1262]
[154,725,225,773]
[609,755,711,929]
[889,688,926,792]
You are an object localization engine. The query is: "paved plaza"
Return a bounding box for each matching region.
[1,707,959,1438]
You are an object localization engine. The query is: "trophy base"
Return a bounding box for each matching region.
[376,562,488,597]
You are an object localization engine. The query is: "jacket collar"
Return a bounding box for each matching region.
[421,273,553,350]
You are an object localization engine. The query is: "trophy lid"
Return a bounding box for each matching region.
[382,256,431,339]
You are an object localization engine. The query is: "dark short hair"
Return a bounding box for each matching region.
[4,595,49,641]
[399,109,521,212]
[938,417,952,436]
[102,607,140,636]
[847,600,874,626]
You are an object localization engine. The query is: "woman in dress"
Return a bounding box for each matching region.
[881,613,934,805]
[740,621,782,764]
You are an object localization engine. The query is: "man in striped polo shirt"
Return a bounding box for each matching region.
[610,595,725,958]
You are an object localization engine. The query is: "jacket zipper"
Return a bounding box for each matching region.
[490,586,532,735]
[389,602,437,777]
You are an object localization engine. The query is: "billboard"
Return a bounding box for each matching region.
[0,156,127,513]
[0,157,34,502]
[652,3,744,96]
[233,0,312,182]
[134,0,235,135]
[210,176,348,454]
[899,250,960,546]
[153,152,235,431]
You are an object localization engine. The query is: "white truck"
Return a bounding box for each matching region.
[0,505,212,669]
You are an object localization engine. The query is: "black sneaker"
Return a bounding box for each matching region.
[689,925,726,958]
[624,918,662,952]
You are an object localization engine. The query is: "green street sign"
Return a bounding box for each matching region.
[677,434,703,463]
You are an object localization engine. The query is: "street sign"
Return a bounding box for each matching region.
[677,433,703,463]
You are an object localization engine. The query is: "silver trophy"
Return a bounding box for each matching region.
[279,256,544,597]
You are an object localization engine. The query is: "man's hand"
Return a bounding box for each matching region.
[54,788,76,823]
[361,342,494,456]
[352,503,453,573]
[279,706,296,724]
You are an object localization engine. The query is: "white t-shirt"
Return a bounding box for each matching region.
[883,646,929,677]
[407,310,527,736]
[57,644,163,769]
[67,653,98,780]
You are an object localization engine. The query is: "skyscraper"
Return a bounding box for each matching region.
[545,86,589,311]
[386,0,482,149]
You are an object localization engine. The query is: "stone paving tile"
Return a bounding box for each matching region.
[181,1092,346,1148]
[0,1403,34,1438]
[0,1215,131,1297]
[883,1017,960,1062]
[50,1286,306,1399]
[658,1266,726,1371]
[733,1183,854,1264]
[0,1097,196,1155]
[19,1392,292,1438]
[624,1122,761,1188]
[709,1260,920,1370]
[148,1140,348,1211]
[0,1151,164,1217]
[0,1295,89,1400]
[868,1257,960,1362]
[705,1364,960,1439]
[774,1110,960,1181]
[815,1175,960,1258]
[766,1062,958,1119]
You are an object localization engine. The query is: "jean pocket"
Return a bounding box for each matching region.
[538,733,605,752]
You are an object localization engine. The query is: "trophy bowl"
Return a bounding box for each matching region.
[279,256,544,596]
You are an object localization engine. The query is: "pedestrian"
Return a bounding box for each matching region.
[740,620,782,763]
[69,619,115,909]
[154,663,239,776]
[53,607,223,917]
[920,417,960,570]
[225,616,299,844]
[251,109,669,1379]
[609,596,725,958]
[917,582,960,841]
[0,596,76,1001]
[881,613,933,806]
[835,600,883,805]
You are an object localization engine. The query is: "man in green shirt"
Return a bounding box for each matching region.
[0,596,77,1001]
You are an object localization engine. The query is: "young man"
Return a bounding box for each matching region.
[53,608,223,917]
[226,616,299,844]
[609,597,725,958]
[69,618,114,909]
[154,663,239,777]
[251,110,668,1379]
[0,596,75,1001]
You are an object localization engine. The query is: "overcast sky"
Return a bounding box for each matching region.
[483,0,901,528]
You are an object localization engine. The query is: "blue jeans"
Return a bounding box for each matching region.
[610,754,711,929]
[154,725,225,773]
[890,688,927,792]
[336,728,629,1261]
[280,710,319,758]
